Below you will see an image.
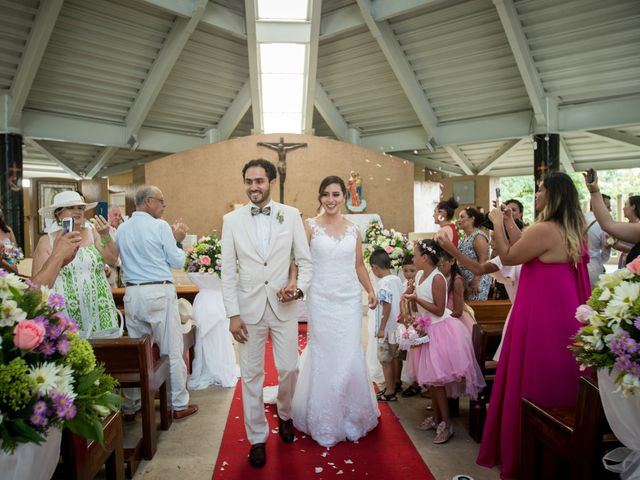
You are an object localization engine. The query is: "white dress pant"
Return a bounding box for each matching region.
[122,284,189,412]
[238,302,298,445]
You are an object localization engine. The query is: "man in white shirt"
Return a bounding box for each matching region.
[586,194,612,288]
[116,185,198,421]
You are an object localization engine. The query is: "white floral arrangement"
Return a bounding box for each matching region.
[363,221,412,270]
[571,256,640,396]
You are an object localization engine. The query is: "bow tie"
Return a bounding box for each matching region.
[251,206,271,216]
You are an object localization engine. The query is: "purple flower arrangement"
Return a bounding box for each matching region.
[0,269,121,453]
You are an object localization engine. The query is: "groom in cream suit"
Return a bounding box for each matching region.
[221,158,312,468]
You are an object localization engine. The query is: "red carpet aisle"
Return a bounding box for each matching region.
[212,324,435,480]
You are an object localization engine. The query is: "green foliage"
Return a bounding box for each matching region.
[499,168,640,225]
[63,334,97,375]
[0,358,35,411]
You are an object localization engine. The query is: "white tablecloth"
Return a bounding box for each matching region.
[187,273,239,389]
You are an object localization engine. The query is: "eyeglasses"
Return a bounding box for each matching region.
[148,197,165,206]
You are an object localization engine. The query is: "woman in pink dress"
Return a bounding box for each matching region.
[476,172,591,479]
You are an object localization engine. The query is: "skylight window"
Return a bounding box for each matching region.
[259,43,306,133]
[257,0,309,20]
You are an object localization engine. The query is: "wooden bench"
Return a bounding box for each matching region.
[467,299,511,328]
[90,335,172,473]
[521,376,621,480]
[57,411,125,480]
[467,300,511,442]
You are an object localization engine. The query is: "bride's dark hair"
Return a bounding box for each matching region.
[317,176,347,210]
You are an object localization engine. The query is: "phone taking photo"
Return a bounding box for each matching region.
[61,217,74,234]
[495,187,501,202]
[586,168,595,183]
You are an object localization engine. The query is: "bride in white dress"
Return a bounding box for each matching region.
[291,176,380,448]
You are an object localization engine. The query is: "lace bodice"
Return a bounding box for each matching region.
[307,219,359,287]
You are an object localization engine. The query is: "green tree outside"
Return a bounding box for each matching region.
[499,168,640,225]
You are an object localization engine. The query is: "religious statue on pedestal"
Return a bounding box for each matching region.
[346,171,367,213]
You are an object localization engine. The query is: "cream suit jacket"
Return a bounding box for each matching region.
[221,202,312,324]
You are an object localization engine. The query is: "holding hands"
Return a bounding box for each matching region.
[277,280,300,304]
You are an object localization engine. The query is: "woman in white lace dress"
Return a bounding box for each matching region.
[291,176,379,448]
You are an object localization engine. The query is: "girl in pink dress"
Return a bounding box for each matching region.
[477,172,591,479]
[406,239,485,444]
[438,250,476,335]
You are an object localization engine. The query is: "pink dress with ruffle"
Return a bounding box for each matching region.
[476,252,591,480]
[408,269,485,399]
[446,277,476,336]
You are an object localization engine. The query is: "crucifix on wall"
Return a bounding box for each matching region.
[257,137,307,203]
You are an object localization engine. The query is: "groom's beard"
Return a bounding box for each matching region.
[248,186,271,206]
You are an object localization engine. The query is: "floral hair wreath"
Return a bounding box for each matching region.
[417,239,437,256]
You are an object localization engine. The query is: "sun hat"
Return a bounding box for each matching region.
[178,298,195,334]
[38,191,97,217]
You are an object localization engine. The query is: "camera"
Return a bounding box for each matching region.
[61,217,74,234]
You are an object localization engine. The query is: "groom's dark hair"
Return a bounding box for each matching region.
[243,158,277,181]
[370,249,392,270]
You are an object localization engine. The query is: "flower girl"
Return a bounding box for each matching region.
[405,239,485,444]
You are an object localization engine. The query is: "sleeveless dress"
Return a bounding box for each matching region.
[407,269,485,399]
[458,230,491,300]
[442,223,459,247]
[291,219,379,447]
[445,275,476,336]
[477,252,591,480]
[51,228,120,338]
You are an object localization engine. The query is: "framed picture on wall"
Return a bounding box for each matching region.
[36,180,78,234]
[452,180,475,204]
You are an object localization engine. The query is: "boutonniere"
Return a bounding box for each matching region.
[276,211,284,224]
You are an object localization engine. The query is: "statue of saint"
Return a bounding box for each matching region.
[347,171,360,207]
[257,137,307,203]
[346,171,367,213]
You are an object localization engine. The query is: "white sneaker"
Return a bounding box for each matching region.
[433,421,453,444]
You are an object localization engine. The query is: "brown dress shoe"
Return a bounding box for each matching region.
[278,417,294,443]
[249,443,266,468]
[173,404,198,420]
[123,412,138,423]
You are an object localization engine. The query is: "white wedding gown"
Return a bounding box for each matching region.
[291,220,379,448]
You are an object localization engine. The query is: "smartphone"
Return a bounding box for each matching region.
[586,168,595,183]
[495,187,501,203]
[61,217,74,234]
[96,201,108,220]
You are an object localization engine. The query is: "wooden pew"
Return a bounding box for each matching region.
[467,299,511,328]
[90,335,172,475]
[521,376,620,480]
[57,411,125,480]
[467,300,511,442]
